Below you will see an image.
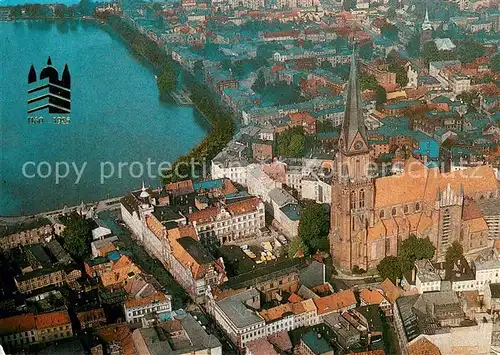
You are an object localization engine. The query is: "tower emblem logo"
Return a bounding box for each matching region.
[28,57,71,115]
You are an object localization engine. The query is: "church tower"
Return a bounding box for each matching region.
[330,51,375,271]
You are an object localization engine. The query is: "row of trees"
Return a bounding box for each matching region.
[100,15,234,184]
[103,15,172,69]
[8,0,93,19]
[162,82,235,183]
[156,65,177,98]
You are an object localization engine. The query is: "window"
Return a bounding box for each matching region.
[415,202,420,212]
[380,210,385,219]
[359,189,365,208]
[350,190,356,210]
[404,205,409,214]
[392,207,397,216]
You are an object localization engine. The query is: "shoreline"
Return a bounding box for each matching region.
[0,18,213,218]
[0,16,229,218]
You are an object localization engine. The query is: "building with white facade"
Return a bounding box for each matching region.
[124,291,171,324]
[268,188,300,237]
[246,164,282,203]
[414,259,442,294]
[187,197,265,245]
[474,259,500,294]
[206,288,318,350]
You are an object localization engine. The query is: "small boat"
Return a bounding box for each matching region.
[154,75,158,80]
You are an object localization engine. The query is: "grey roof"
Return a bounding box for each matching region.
[340,51,368,154]
[477,197,500,216]
[46,239,73,265]
[489,283,500,299]
[395,295,421,342]
[138,313,221,355]
[216,289,264,329]
[91,236,119,250]
[268,188,296,207]
[475,259,500,271]
[299,261,325,289]
[413,291,459,315]
[415,259,441,283]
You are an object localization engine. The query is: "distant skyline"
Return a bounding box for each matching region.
[0,0,110,6]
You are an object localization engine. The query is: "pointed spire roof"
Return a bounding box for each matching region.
[339,49,368,154]
[28,64,37,84]
[140,181,150,199]
[422,7,433,31]
[47,56,52,66]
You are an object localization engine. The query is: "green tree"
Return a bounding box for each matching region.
[157,65,176,95]
[343,0,357,11]
[359,73,378,91]
[456,40,485,63]
[491,53,500,72]
[445,241,464,267]
[388,61,409,87]
[10,6,22,18]
[422,41,440,65]
[276,127,306,157]
[381,24,399,42]
[457,90,479,110]
[60,213,92,260]
[377,256,402,283]
[54,5,67,18]
[288,236,309,258]
[79,0,91,15]
[298,201,330,254]
[399,235,436,271]
[359,43,374,61]
[252,70,266,92]
[407,33,421,58]
[375,85,387,107]
[320,60,333,71]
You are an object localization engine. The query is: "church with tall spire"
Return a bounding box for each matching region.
[329,51,499,271]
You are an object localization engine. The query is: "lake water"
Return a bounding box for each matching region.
[0,21,209,216]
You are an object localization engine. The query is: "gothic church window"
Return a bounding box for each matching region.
[359,189,365,208]
[350,191,356,210]
[380,210,385,219]
[392,207,397,216]
[415,203,420,212]
[404,205,409,214]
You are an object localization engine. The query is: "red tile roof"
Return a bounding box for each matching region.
[359,289,385,305]
[313,290,356,315]
[226,197,261,216]
[35,311,71,330]
[187,206,218,223]
[0,314,36,335]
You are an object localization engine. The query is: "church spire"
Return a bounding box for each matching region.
[422,7,433,31]
[340,49,368,154]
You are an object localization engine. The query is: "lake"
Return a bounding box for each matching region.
[0,21,209,216]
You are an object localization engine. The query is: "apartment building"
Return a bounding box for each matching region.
[187,197,265,245]
[124,291,172,324]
